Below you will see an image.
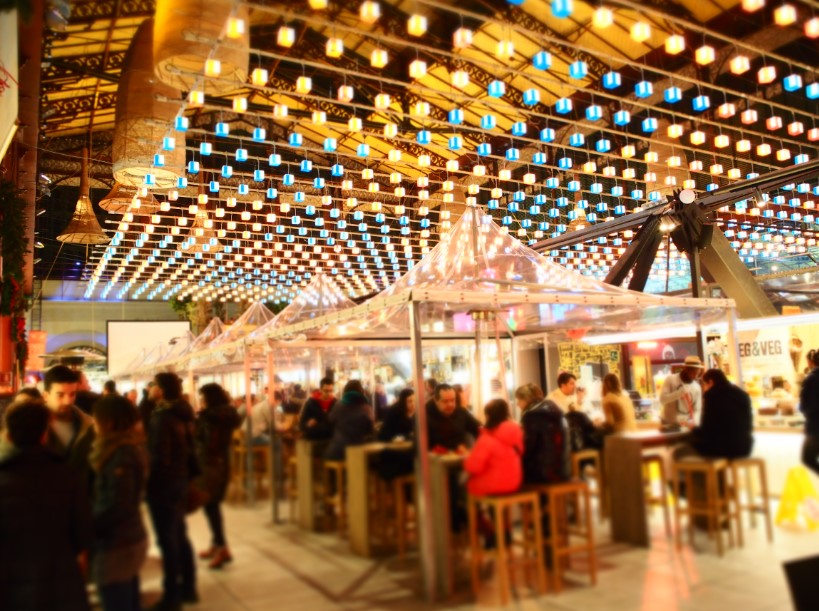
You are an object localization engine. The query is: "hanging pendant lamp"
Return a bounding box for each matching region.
[99,183,160,214]
[57,148,110,245]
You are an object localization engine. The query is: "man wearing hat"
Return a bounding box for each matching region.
[659,355,705,427]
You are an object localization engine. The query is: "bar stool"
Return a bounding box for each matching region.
[672,457,741,556]
[571,449,606,520]
[323,460,347,534]
[467,490,547,605]
[393,474,416,558]
[642,454,671,537]
[287,456,298,522]
[730,457,774,542]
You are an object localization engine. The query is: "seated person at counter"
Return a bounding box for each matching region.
[426,383,481,453]
[298,377,337,440]
[324,380,374,461]
[659,356,704,427]
[547,372,578,413]
[377,389,416,481]
[601,373,638,434]
[687,369,753,459]
[800,350,819,478]
[565,393,604,459]
[464,399,522,496]
[464,399,523,549]
[515,383,570,484]
[769,377,796,414]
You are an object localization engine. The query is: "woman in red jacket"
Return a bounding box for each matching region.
[464,399,523,496]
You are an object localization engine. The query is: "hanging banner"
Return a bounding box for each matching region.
[27,330,48,372]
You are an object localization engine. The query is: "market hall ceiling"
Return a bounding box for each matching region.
[33,0,819,304]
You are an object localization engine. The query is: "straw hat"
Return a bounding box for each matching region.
[683,355,705,368]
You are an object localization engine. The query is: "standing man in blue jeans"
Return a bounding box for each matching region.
[146,373,198,611]
[800,350,819,478]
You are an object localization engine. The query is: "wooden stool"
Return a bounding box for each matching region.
[287,456,298,522]
[730,457,774,543]
[323,460,346,534]
[642,454,671,538]
[535,480,597,593]
[467,490,547,605]
[672,458,741,556]
[393,474,416,558]
[252,445,271,499]
[571,449,606,521]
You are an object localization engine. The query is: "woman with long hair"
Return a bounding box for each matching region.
[195,383,241,569]
[464,399,523,496]
[90,395,149,611]
[376,388,416,481]
[601,373,637,434]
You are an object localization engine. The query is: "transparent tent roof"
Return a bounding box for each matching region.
[260,205,734,343]
[184,317,225,355]
[209,301,275,348]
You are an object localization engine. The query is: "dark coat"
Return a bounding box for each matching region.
[45,405,96,495]
[801,368,819,436]
[565,411,604,453]
[0,445,92,611]
[138,396,156,433]
[146,398,196,507]
[74,390,100,416]
[299,392,336,440]
[521,399,571,485]
[692,382,754,459]
[377,402,415,442]
[425,403,480,452]
[324,391,374,461]
[195,402,241,501]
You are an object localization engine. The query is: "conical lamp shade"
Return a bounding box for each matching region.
[57,148,110,245]
[99,183,160,214]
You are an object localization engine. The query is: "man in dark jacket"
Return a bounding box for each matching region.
[691,368,754,459]
[0,396,92,611]
[324,381,374,461]
[43,365,96,493]
[146,373,198,611]
[800,350,819,477]
[299,377,336,440]
[426,383,480,452]
[521,397,571,484]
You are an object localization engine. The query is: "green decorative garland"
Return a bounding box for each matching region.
[0,180,30,378]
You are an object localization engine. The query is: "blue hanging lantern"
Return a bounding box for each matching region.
[614,205,626,215]
[448,108,464,125]
[532,151,547,164]
[540,127,555,142]
[282,173,294,186]
[569,60,588,79]
[635,80,653,98]
[513,190,526,202]
[631,189,644,199]
[784,74,803,91]
[481,114,497,129]
[807,83,819,99]
[610,185,623,197]
[546,177,560,188]
[523,89,540,106]
[289,132,303,146]
[557,197,569,207]
[238,183,249,195]
[558,157,572,169]
[268,153,281,166]
[175,116,189,131]
[555,97,573,114]
[487,80,506,98]
[664,86,682,103]
[162,137,175,151]
[266,187,278,199]
[221,164,233,178]
[642,117,658,133]
[693,95,710,111]
[602,71,621,89]
[512,121,527,136]
[548,208,560,218]
[357,143,370,157]
[209,180,219,192]
[567,180,580,191]
[569,133,584,147]
[596,139,611,153]
[294,191,305,202]
[487,200,499,210]
[552,0,573,18]
[324,138,337,152]
[448,136,463,150]
[331,164,344,177]
[300,159,312,172]
[215,122,229,137]
[533,51,552,70]
[200,142,212,155]
[252,127,266,142]
[529,205,541,215]
[596,202,608,213]
[508,202,519,213]
[313,177,325,189]
[614,110,630,125]
[416,130,431,145]
[153,153,165,167]
[535,194,547,204]
[506,148,520,161]
[235,148,248,162]
[177,177,188,188]
[478,142,492,156]
[586,105,602,121]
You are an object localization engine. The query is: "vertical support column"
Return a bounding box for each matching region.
[725,306,743,386]
[243,346,255,504]
[410,300,436,602]
[187,370,196,410]
[267,349,280,524]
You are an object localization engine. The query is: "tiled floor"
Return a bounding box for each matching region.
[137,500,813,610]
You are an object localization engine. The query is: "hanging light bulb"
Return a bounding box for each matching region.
[370,48,388,68]
[592,7,614,28]
[730,55,751,74]
[337,85,354,102]
[326,37,344,58]
[714,134,731,148]
[204,58,221,76]
[453,27,473,48]
[360,0,380,23]
[451,70,470,88]
[277,26,295,47]
[665,34,686,54]
[251,68,268,86]
[806,17,819,38]
[736,139,752,152]
[227,16,246,38]
[409,59,427,79]
[695,45,715,65]
[774,4,797,26]
[690,130,706,145]
[296,76,312,93]
[757,65,777,84]
[374,93,391,110]
[496,40,514,59]
[407,14,427,36]
[311,110,326,125]
[742,0,765,11]
[630,21,651,43]
[667,123,684,138]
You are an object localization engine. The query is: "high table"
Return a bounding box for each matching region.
[346,441,413,557]
[295,438,329,531]
[429,453,465,598]
[604,430,691,547]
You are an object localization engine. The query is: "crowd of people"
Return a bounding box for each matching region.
[4,351,816,608]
